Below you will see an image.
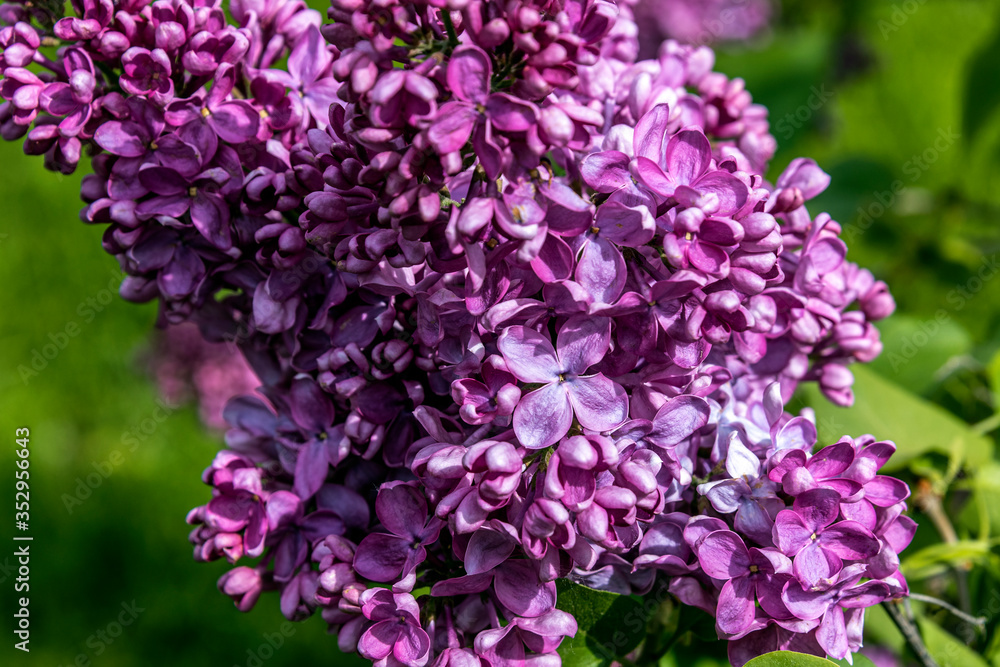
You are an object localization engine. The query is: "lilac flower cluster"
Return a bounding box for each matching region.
[629,0,772,56]
[0,0,909,665]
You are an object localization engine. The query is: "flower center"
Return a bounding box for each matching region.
[201,107,211,118]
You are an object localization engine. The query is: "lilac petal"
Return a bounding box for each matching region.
[649,395,710,447]
[556,315,611,374]
[567,374,628,432]
[358,620,398,660]
[430,573,493,597]
[701,473,747,512]
[735,498,777,543]
[687,240,729,276]
[394,622,431,664]
[793,542,841,588]
[531,233,574,283]
[466,528,517,575]
[782,581,832,621]
[94,121,147,157]
[514,382,573,449]
[494,561,556,617]
[725,434,760,479]
[209,100,260,143]
[447,46,491,104]
[821,521,878,560]
[288,25,328,87]
[698,530,751,579]
[634,156,675,196]
[376,483,428,538]
[290,377,336,433]
[190,192,231,249]
[840,581,891,609]
[865,476,911,506]
[353,533,411,582]
[693,171,748,216]
[776,158,831,199]
[575,235,626,304]
[581,150,631,192]
[772,510,813,555]
[595,201,655,247]
[775,416,817,451]
[816,607,849,660]
[293,438,329,500]
[665,128,711,185]
[884,515,918,553]
[807,442,854,479]
[265,491,302,530]
[633,103,670,162]
[486,93,536,132]
[793,488,841,532]
[428,102,478,154]
[717,576,755,635]
[498,326,561,383]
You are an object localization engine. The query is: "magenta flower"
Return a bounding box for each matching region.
[353,482,443,590]
[696,529,790,635]
[427,45,537,178]
[120,47,174,105]
[772,488,879,587]
[498,315,628,448]
[357,589,431,667]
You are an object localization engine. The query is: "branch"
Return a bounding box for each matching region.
[882,600,940,667]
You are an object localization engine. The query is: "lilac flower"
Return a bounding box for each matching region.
[698,433,783,545]
[357,589,431,667]
[120,47,175,104]
[0,1,912,664]
[772,489,879,588]
[498,315,628,448]
[353,482,443,591]
[696,529,790,635]
[427,45,537,178]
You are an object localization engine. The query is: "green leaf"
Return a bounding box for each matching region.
[744,651,839,667]
[802,366,993,472]
[963,22,1000,147]
[829,655,877,667]
[556,581,647,667]
[901,540,992,580]
[919,617,992,667]
[868,315,972,394]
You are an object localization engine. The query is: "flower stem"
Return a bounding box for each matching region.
[882,600,940,667]
[441,10,458,48]
[908,593,987,631]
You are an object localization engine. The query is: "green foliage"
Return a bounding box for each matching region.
[556,581,647,667]
[802,365,993,471]
[744,651,876,667]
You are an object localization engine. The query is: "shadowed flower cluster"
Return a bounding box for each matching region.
[0,0,908,665]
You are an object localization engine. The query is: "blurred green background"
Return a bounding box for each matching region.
[3,0,1000,666]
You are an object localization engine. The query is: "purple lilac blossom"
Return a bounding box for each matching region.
[0,0,910,665]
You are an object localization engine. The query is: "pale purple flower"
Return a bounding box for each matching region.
[498,315,628,448]
[772,489,879,588]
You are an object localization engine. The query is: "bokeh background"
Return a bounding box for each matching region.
[2,0,1000,665]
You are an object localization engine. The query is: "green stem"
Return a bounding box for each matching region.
[441,10,458,48]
